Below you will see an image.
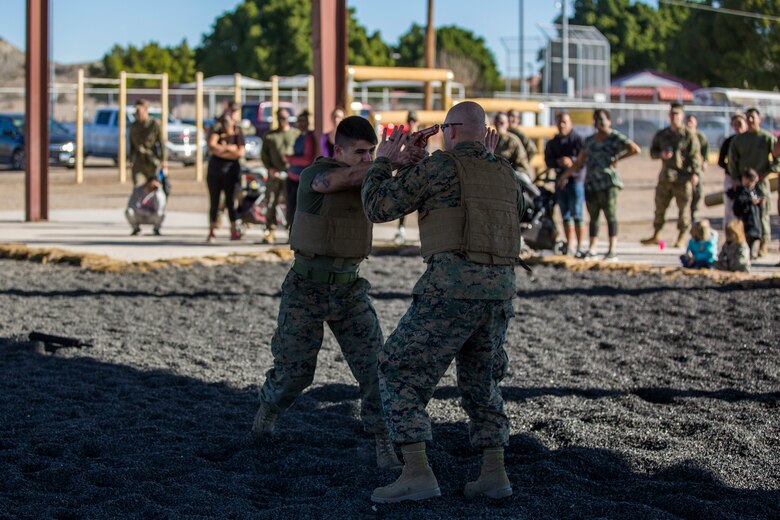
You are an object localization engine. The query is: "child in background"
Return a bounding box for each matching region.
[727,168,763,258]
[680,219,718,269]
[716,220,751,272]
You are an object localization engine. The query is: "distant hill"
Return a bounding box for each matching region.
[0,36,100,87]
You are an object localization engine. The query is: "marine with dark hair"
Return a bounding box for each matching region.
[251,116,422,471]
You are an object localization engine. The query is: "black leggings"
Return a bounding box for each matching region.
[207,159,240,224]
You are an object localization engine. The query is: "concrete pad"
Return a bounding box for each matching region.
[1,209,778,275]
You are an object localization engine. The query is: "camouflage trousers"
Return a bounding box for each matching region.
[653,179,692,232]
[265,177,286,230]
[378,295,514,448]
[258,269,387,434]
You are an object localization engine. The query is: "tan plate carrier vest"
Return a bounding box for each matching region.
[419,150,522,265]
[289,188,373,259]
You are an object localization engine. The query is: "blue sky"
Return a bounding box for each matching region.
[0,1,653,76]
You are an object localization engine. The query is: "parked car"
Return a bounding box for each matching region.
[0,113,76,169]
[697,116,730,150]
[84,107,204,166]
[241,101,296,138]
[614,118,662,150]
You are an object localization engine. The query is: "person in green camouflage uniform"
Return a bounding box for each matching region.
[641,103,702,248]
[129,99,164,186]
[508,108,537,165]
[259,108,299,243]
[565,109,640,260]
[363,101,522,503]
[686,114,709,223]
[494,111,530,172]
[728,107,779,258]
[251,116,424,471]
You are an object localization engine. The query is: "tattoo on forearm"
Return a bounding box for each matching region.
[312,171,331,189]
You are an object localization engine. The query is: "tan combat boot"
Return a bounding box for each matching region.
[640,230,662,245]
[464,447,513,499]
[757,240,769,258]
[371,442,441,503]
[250,402,278,442]
[262,229,276,245]
[375,434,403,470]
[674,230,687,249]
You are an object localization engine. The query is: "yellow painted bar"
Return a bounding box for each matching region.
[195,71,204,182]
[75,68,84,184]
[705,173,777,207]
[349,65,453,83]
[373,110,448,127]
[461,98,544,113]
[118,71,127,183]
[271,75,279,130]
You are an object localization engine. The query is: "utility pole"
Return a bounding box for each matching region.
[562,0,572,97]
[424,0,435,110]
[519,0,527,94]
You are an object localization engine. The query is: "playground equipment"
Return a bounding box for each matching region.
[75,70,169,184]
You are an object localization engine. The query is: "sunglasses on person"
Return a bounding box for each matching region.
[438,122,463,130]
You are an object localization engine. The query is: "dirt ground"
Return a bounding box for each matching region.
[0,257,778,519]
[3,153,771,246]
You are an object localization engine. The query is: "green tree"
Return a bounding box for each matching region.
[395,24,502,94]
[98,40,196,85]
[666,0,780,89]
[566,0,686,76]
[196,1,393,78]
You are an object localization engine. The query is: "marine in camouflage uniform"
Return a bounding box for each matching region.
[260,109,299,239]
[129,102,163,186]
[508,109,538,164]
[727,108,779,258]
[685,114,710,223]
[364,101,523,502]
[494,112,530,172]
[643,104,701,246]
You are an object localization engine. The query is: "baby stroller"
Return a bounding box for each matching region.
[235,166,287,229]
[516,169,565,254]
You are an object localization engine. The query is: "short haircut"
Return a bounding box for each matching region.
[741,167,759,181]
[670,102,684,112]
[335,116,377,148]
[277,108,290,117]
[685,114,696,122]
[227,101,240,111]
[494,111,509,123]
[746,107,761,116]
[508,109,520,119]
[555,111,571,121]
[593,108,611,121]
[135,99,149,108]
[731,112,746,122]
[298,109,311,119]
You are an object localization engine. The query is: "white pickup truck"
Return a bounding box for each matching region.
[84,107,204,166]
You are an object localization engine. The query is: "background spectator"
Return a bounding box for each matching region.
[716,220,751,272]
[680,219,718,269]
[129,98,164,187]
[727,168,764,258]
[685,114,709,223]
[493,112,530,173]
[547,112,584,256]
[126,177,166,236]
[260,108,299,244]
[285,110,316,229]
[206,107,245,242]
[319,107,344,158]
[717,113,747,229]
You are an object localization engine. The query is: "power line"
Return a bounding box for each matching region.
[659,0,780,23]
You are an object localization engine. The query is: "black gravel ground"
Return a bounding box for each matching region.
[0,257,778,519]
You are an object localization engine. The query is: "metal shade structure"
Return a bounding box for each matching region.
[540,24,610,101]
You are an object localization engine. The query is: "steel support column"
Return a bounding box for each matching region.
[312,0,347,141]
[25,0,49,221]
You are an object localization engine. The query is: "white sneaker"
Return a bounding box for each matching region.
[394,226,406,245]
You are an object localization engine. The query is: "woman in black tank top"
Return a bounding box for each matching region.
[207,108,245,241]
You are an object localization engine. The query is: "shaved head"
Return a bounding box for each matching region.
[443,101,486,148]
